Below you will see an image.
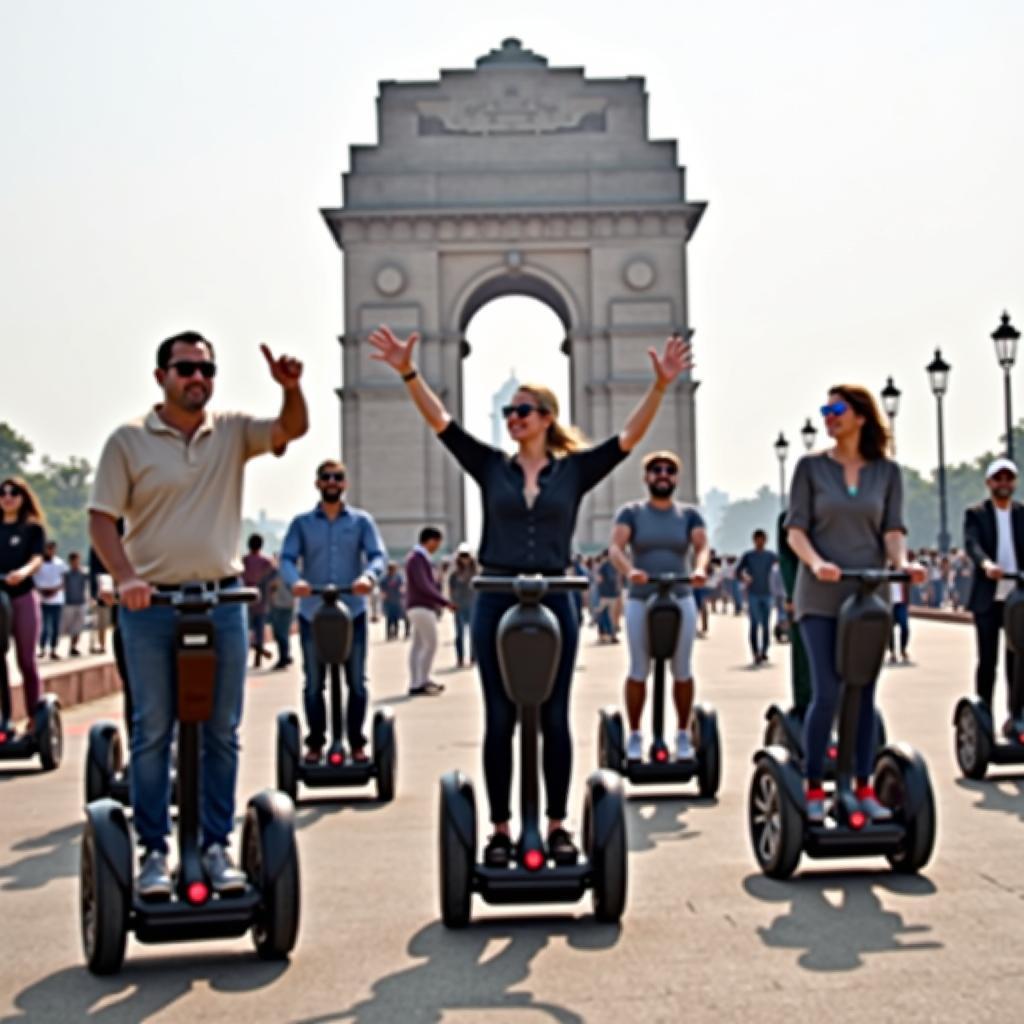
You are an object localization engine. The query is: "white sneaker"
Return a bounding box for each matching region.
[202,843,247,895]
[626,731,643,761]
[676,730,695,761]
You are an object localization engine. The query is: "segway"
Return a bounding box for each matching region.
[0,590,62,771]
[954,571,1024,779]
[597,574,720,796]
[275,583,396,803]
[80,584,300,975]
[748,570,936,879]
[439,575,627,928]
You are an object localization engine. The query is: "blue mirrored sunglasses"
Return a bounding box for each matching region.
[820,400,849,418]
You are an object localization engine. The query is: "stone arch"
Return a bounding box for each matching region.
[322,39,706,550]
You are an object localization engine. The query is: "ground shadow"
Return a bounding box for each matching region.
[0,767,43,781]
[956,776,1024,822]
[743,870,940,971]
[295,917,620,1024]
[626,793,711,853]
[0,821,81,892]
[3,952,288,1022]
[293,795,383,832]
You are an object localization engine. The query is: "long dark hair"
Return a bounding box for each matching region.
[829,384,891,461]
[0,476,48,530]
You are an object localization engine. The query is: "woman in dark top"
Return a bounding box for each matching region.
[369,323,691,865]
[0,477,47,723]
[784,386,925,824]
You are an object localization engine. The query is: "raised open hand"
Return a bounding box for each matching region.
[368,325,420,374]
[260,345,303,390]
[648,333,694,386]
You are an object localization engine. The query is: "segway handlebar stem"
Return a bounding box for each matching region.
[149,586,260,609]
[836,569,911,586]
[473,575,589,596]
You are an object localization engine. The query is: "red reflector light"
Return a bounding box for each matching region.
[329,752,343,765]
[654,748,669,763]
[828,746,838,760]
[1017,733,1024,745]
[523,849,545,871]
[186,881,210,905]
[849,811,867,831]
[0,732,7,744]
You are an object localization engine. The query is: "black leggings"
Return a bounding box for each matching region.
[471,590,579,823]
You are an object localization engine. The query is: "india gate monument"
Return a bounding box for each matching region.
[322,39,706,551]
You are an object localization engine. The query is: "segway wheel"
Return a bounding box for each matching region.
[583,770,628,923]
[36,698,63,772]
[597,707,624,773]
[694,704,721,798]
[80,802,131,975]
[373,708,397,803]
[243,790,301,960]
[275,712,300,801]
[954,703,990,780]
[748,758,802,879]
[875,753,936,874]
[85,721,124,804]
[439,771,475,928]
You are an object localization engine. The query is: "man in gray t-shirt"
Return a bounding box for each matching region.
[609,451,709,762]
[738,530,779,665]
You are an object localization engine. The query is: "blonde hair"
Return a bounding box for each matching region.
[518,383,588,457]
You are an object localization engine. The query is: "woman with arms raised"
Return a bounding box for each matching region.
[369,324,692,866]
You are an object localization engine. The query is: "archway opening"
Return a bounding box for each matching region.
[461,295,570,549]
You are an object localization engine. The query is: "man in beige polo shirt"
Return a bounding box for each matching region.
[89,329,307,899]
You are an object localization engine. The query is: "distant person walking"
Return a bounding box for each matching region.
[265,556,295,670]
[61,551,89,656]
[34,540,65,660]
[448,545,477,668]
[405,526,451,696]
[242,533,274,668]
[380,561,406,640]
[738,529,778,665]
[0,476,46,722]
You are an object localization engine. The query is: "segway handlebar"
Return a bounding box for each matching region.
[649,573,693,586]
[308,583,356,597]
[149,586,260,609]
[473,574,589,595]
[836,569,911,585]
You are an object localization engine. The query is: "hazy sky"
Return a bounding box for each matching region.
[2,1,1022,530]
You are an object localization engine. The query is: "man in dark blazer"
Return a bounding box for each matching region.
[964,457,1024,730]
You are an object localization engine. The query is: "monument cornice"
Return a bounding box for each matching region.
[321,201,706,249]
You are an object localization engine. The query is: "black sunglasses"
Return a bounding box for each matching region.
[0,485,23,498]
[647,464,678,476]
[319,472,345,483]
[169,359,217,379]
[502,402,549,419]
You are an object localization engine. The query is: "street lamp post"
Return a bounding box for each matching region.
[800,417,817,452]
[881,376,902,455]
[991,311,1020,460]
[926,350,952,553]
[774,432,790,511]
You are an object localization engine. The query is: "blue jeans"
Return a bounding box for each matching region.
[119,595,248,853]
[268,606,293,664]
[39,603,62,651]
[299,612,368,750]
[453,606,474,663]
[800,615,878,781]
[890,603,909,656]
[747,594,773,657]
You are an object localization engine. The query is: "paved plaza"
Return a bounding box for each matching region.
[0,612,1021,1022]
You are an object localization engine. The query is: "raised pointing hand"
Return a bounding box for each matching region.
[261,344,303,389]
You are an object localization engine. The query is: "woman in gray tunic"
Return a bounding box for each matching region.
[784,385,925,824]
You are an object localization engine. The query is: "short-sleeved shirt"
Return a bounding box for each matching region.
[784,452,906,620]
[0,521,45,598]
[438,420,628,574]
[616,500,705,599]
[737,549,778,597]
[64,568,88,605]
[89,408,276,584]
[34,557,67,605]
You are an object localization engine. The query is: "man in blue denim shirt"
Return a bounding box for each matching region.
[280,459,387,763]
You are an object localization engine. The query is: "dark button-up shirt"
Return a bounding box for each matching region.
[280,503,387,620]
[438,420,628,574]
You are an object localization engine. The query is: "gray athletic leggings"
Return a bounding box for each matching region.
[625,594,698,682]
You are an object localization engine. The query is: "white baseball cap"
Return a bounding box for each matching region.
[986,457,1018,479]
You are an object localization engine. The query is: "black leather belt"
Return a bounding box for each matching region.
[154,576,240,592]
